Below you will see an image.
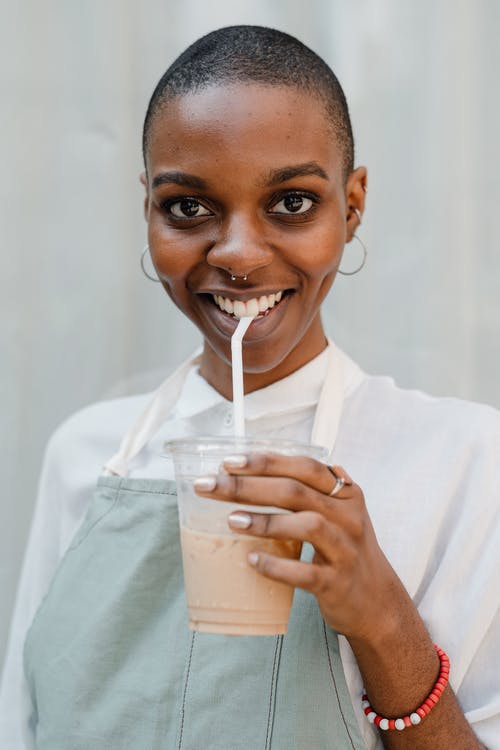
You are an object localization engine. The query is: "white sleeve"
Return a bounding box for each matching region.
[337,395,500,750]
[0,426,96,748]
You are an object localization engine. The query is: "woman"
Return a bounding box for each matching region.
[1,25,498,749]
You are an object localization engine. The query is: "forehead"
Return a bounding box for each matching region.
[146,83,343,184]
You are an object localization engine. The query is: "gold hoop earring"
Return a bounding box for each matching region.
[140,246,161,282]
[338,235,367,276]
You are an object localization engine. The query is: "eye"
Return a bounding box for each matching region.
[168,198,212,218]
[269,193,315,215]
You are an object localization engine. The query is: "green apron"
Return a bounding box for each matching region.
[24,477,367,749]
[23,344,369,748]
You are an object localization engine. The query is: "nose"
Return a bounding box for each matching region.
[206,214,274,278]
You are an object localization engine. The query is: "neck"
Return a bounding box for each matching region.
[199,316,328,400]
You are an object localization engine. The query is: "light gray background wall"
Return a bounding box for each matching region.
[1,0,499,670]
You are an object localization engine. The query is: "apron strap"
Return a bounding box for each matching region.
[311,340,344,457]
[103,339,344,477]
[103,351,202,476]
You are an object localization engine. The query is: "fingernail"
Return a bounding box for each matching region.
[223,454,248,468]
[193,476,217,492]
[228,512,252,530]
[248,552,259,566]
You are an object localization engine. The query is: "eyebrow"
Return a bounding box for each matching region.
[151,161,329,192]
[151,171,208,190]
[263,162,329,186]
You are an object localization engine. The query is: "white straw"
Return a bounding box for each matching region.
[231,316,254,436]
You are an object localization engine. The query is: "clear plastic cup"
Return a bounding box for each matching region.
[164,437,328,636]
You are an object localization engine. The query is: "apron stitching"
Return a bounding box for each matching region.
[107,486,178,497]
[264,634,283,750]
[322,620,357,750]
[177,631,196,750]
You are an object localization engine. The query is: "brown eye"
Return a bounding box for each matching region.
[169,198,211,218]
[284,194,304,212]
[270,193,314,215]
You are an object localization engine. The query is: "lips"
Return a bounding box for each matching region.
[197,287,293,340]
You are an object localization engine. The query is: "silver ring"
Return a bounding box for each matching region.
[329,476,345,496]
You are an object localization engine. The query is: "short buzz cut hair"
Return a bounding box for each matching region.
[142,25,355,181]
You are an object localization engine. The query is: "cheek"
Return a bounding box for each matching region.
[285,222,345,314]
[148,225,201,285]
[286,224,345,280]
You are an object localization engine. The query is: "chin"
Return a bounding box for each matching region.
[211,333,303,377]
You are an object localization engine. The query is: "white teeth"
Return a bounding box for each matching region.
[246,298,260,317]
[233,300,246,318]
[212,291,285,319]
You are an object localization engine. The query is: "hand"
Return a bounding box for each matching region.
[194,452,405,643]
[194,454,485,748]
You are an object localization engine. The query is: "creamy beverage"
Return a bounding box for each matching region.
[180,525,302,635]
[165,436,326,636]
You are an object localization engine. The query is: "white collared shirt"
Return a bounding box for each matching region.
[1,345,499,749]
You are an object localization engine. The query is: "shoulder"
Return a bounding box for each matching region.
[342,370,500,534]
[34,392,157,554]
[45,391,154,474]
[344,372,500,577]
[348,371,500,455]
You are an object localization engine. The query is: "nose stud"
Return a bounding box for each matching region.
[230,274,248,281]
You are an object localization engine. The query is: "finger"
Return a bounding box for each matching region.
[248,551,323,594]
[194,472,328,513]
[222,452,356,500]
[327,465,353,485]
[194,472,364,515]
[326,466,354,499]
[227,509,338,560]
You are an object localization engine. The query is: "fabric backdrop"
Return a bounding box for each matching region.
[1,0,499,669]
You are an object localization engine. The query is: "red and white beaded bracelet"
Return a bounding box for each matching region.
[361,644,450,731]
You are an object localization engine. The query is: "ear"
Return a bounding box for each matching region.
[345,167,367,242]
[139,171,149,221]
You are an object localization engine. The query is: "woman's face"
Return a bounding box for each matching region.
[143,83,366,395]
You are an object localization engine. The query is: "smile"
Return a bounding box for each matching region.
[212,291,284,319]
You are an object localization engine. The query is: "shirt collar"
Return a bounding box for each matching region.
[174,345,330,421]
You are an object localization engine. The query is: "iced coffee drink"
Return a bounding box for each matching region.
[165,437,327,636]
[180,525,301,635]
